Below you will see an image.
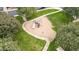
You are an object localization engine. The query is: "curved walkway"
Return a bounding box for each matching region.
[22,8,61,51]
[31,9,62,22]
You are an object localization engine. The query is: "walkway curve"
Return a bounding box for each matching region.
[30,9,62,22]
[22,8,61,51]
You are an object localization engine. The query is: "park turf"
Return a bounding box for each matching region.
[15,17,46,51]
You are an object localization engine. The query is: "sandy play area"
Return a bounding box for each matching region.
[23,16,56,42]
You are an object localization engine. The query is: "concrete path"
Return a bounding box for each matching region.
[42,40,50,51]
[22,8,62,51]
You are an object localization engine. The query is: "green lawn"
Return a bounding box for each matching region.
[15,27,46,51]
[15,17,46,51]
[47,11,73,31]
[47,11,73,51]
[27,9,58,20]
[15,9,73,51]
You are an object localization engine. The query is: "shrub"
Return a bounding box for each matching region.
[16,16,24,24]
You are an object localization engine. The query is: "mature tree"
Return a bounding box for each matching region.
[17,7,37,21]
[62,7,79,20]
[0,12,20,51]
[0,12,20,38]
[54,22,79,51]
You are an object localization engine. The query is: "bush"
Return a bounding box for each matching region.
[16,16,24,24]
[55,22,79,51]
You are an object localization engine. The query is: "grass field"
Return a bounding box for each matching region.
[47,11,73,31]
[15,17,46,51]
[15,27,46,51]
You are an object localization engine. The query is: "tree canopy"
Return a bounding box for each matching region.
[0,37,20,51]
[17,7,37,20]
[0,12,20,38]
[55,22,79,51]
[0,12,20,51]
[63,7,79,20]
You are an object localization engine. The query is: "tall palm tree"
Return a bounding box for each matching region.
[17,7,37,21]
[62,7,79,20]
